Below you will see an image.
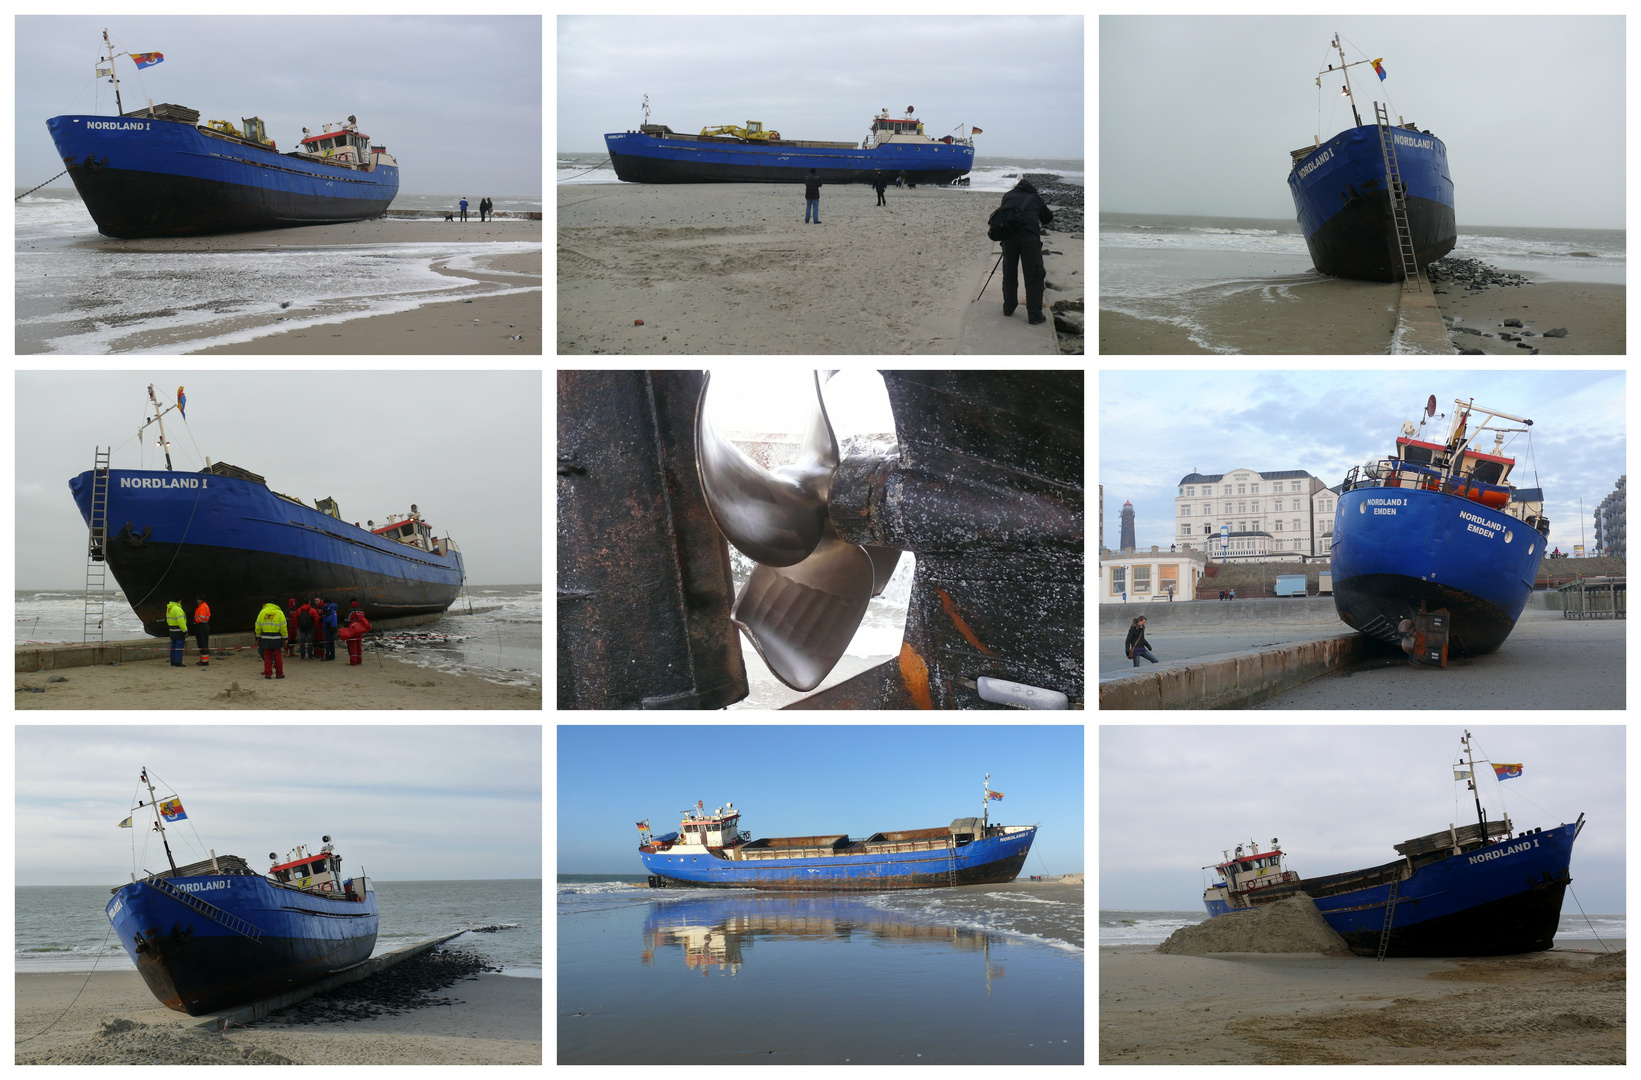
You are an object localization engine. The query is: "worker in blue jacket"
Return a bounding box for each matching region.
[322,601,340,661]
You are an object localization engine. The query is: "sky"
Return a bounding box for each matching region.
[15,370,543,587]
[705,368,895,439]
[1100,725,1625,914]
[16,15,543,197]
[557,15,1084,160]
[557,725,1085,876]
[1100,15,1625,229]
[15,725,542,886]
[1098,369,1626,557]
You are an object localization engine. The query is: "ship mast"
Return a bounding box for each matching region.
[141,383,176,471]
[139,767,180,874]
[1460,730,1488,840]
[102,28,125,117]
[1332,32,1362,128]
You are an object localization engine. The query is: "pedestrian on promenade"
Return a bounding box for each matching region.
[1126,615,1160,667]
[803,169,822,224]
[994,177,1054,325]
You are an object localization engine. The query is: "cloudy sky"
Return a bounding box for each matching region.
[1101,15,1624,229]
[558,15,1084,160]
[1100,725,1625,913]
[16,370,542,587]
[16,15,542,196]
[558,725,1085,876]
[1098,368,1626,557]
[16,725,541,886]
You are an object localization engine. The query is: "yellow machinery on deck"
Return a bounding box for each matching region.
[698,121,781,141]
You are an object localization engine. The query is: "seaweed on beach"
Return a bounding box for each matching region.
[261,946,502,1026]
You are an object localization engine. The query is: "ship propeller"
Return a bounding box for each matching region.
[696,371,902,691]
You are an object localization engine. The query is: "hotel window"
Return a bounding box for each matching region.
[1238,501,1246,513]
[1186,486,1195,497]
[1237,484,1246,494]
[1180,504,1190,516]
[1251,500,1259,512]
[1274,499,1284,511]
[1250,483,1259,494]
[1275,520,1283,531]
[1292,519,1301,531]
[1110,567,1125,596]
[1238,521,1246,532]
[1202,524,1212,535]
[1224,502,1232,513]
[1180,522,1190,534]
[1133,565,1151,594]
[1291,482,1302,492]
[1203,504,1212,515]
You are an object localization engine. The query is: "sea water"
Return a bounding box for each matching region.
[15,584,542,688]
[559,875,1082,1064]
[1099,908,1626,948]
[558,151,1083,193]
[15,188,543,355]
[16,878,542,977]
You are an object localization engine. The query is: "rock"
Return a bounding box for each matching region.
[1053,313,1083,335]
[1503,318,1522,327]
[1457,348,1485,355]
[1517,342,1532,349]
[1543,327,1569,338]
[47,675,68,683]
[1450,326,1481,335]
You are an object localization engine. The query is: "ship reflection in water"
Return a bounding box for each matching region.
[642,894,1005,983]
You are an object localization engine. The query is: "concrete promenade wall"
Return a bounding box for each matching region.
[1099,596,1348,632]
[1099,631,1371,710]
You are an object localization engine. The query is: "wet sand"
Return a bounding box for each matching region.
[1439,279,1625,354]
[14,648,541,710]
[15,970,541,1064]
[1100,943,1624,1064]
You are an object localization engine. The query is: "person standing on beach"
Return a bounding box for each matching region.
[192,595,211,667]
[996,178,1054,325]
[283,598,298,657]
[255,600,287,680]
[345,599,371,666]
[1125,615,1160,667]
[459,197,469,222]
[873,171,888,206]
[295,598,317,660]
[803,169,823,224]
[165,597,188,667]
[322,601,340,661]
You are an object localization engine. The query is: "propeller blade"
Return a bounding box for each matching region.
[863,545,903,597]
[733,528,873,691]
[696,371,836,567]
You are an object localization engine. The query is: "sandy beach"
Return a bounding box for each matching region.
[1438,278,1625,354]
[558,182,1083,354]
[15,649,541,710]
[74,218,543,355]
[1100,943,1625,1064]
[15,970,541,1065]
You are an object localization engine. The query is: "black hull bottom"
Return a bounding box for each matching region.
[136,931,375,1015]
[1304,193,1457,282]
[104,541,461,636]
[609,152,968,186]
[647,849,1029,891]
[64,164,394,239]
[1333,573,1518,656]
[1337,876,1570,958]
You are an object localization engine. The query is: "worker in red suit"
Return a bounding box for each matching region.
[345,599,372,665]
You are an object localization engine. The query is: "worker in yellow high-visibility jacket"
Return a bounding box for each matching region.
[255,601,287,680]
[165,599,188,667]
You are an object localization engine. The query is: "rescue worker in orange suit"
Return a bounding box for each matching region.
[192,594,211,667]
[345,599,371,665]
[255,600,287,679]
[295,598,318,660]
[284,599,298,657]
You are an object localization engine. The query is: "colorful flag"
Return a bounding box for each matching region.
[96,66,113,79]
[130,52,164,70]
[118,816,132,828]
[987,789,1004,801]
[1453,769,1472,780]
[635,819,649,830]
[159,797,187,821]
[1492,763,1523,781]
[971,127,983,135]
[177,386,186,419]
[1371,58,1386,81]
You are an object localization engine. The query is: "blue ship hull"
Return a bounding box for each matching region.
[47,114,398,238]
[1331,486,1546,655]
[1288,123,1455,281]
[107,872,378,1014]
[69,468,464,636]
[640,826,1035,890]
[604,130,973,185]
[1205,822,1577,957]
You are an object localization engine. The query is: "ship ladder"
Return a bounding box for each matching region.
[83,448,111,644]
[1375,876,1400,961]
[947,840,957,887]
[147,875,265,942]
[1374,101,1424,290]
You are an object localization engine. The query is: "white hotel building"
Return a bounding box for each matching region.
[1174,468,1338,562]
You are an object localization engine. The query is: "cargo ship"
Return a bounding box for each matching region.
[605,104,974,185]
[107,768,378,1015]
[69,385,464,636]
[1331,395,1548,658]
[637,776,1035,889]
[1287,33,1455,281]
[45,29,398,238]
[1202,731,1581,957]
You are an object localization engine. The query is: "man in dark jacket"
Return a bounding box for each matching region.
[873,171,888,207]
[997,178,1055,324]
[803,169,823,224]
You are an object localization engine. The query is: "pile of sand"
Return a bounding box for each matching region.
[1155,892,1353,956]
[16,1019,295,1065]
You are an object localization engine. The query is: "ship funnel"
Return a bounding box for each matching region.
[695,371,901,691]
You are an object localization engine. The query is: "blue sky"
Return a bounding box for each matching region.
[1099,369,1625,557]
[15,725,541,885]
[1100,725,1624,913]
[558,725,1084,876]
